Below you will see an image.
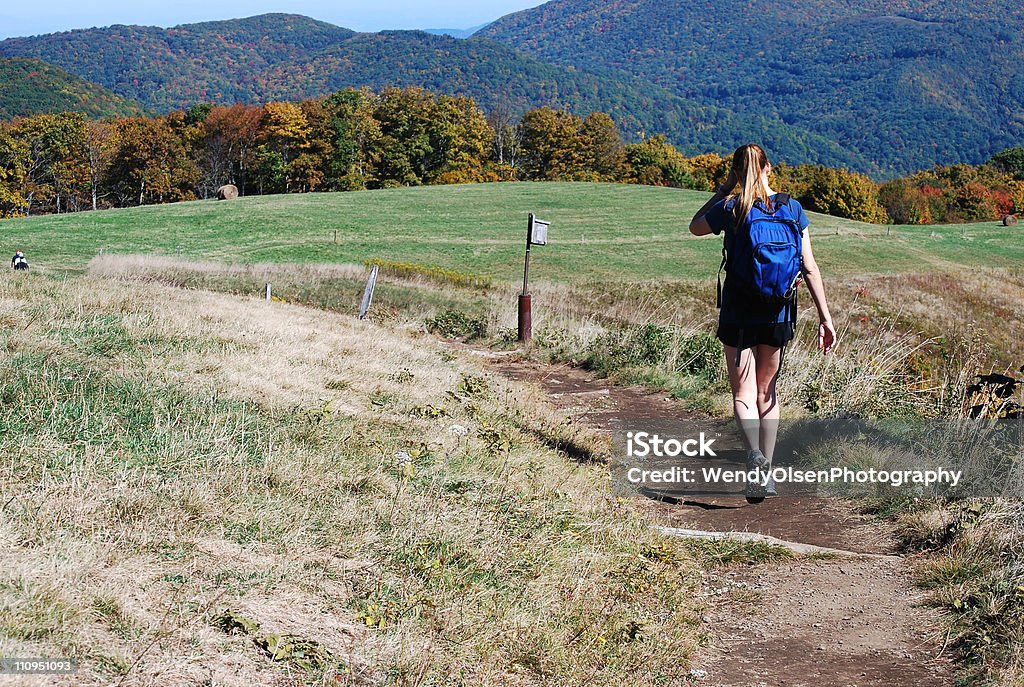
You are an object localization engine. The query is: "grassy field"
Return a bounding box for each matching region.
[4,182,1024,281]
[5,183,1024,684]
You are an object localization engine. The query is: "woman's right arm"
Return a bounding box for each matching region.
[689,193,725,236]
[689,171,737,236]
[800,233,836,354]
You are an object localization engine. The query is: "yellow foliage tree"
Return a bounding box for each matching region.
[805,165,889,223]
[259,101,313,193]
[686,152,730,191]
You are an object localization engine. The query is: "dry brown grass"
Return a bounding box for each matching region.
[88,253,370,283]
[89,254,1017,417]
[846,269,1024,372]
[901,498,1024,686]
[79,254,1024,685]
[0,271,704,686]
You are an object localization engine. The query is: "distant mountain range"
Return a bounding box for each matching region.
[0,15,356,110]
[478,0,1024,175]
[424,24,490,39]
[0,14,861,170]
[2,3,1022,176]
[0,57,142,120]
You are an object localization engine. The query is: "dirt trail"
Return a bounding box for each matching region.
[491,357,956,687]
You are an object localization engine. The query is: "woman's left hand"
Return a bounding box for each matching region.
[819,319,837,354]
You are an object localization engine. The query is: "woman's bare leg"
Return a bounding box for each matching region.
[724,345,759,453]
[753,344,782,462]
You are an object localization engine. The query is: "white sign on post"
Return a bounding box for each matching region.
[530,217,550,245]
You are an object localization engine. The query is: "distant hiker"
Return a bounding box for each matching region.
[689,143,835,502]
[11,250,28,271]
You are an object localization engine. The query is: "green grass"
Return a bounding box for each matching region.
[6,182,1023,281]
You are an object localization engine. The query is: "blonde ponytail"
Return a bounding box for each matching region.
[728,144,772,229]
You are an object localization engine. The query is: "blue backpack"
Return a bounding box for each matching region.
[718,193,803,309]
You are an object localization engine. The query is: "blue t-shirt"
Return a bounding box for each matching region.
[705,194,810,325]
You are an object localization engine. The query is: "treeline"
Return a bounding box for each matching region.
[877,152,1024,224]
[1,85,1022,225]
[0,87,703,218]
[774,155,1024,225]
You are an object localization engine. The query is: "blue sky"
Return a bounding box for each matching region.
[0,0,547,40]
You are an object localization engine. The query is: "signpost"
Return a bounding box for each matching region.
[518,213,550,343]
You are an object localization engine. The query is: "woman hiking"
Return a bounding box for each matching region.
[689,144,836,501]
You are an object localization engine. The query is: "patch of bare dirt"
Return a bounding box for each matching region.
[696,558,953,687]
[658,496,895,555]
[493,358,688,428]
[487,354,956,687]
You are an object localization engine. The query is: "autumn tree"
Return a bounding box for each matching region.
[255,101,313,193]
[486,100,521,179]
[878,177,934,224]
[1003,179,1024,215]
[200,104,263,195]
[769,163,816,201]
[687,153,730,191]
[802,165,888,223]
[624,135,694,188]
[891,164,1012,223]
[190,103,230,197]
[581,112,626,181]
[292,99,334,192]
[105,116,198,206]
[85,119,116,210]
[426,95,492,184]
[0,126,27,217]
[323,89,380,190]
[7,112,90,215]
[372,87,436,187]
[519,107,586,180]
[947,181,998,222]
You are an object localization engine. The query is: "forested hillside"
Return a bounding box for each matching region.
[0,14,864,170]
[0,15,356,108]
[478,0,1024,176]
[3,4,1023,175]
[0,58,143,119]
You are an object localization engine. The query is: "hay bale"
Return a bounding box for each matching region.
[1003,214,1018,227]
[217,184,239,201]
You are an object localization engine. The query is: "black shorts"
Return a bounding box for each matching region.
[716,321,795,349]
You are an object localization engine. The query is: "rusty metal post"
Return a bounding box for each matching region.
[518,293,532,343]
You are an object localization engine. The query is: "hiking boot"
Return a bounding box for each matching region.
[746,448,769,471]
[744,449,770,503]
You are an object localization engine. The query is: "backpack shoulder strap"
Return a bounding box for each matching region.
[772,193,801,233]
[717,240,727,309]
